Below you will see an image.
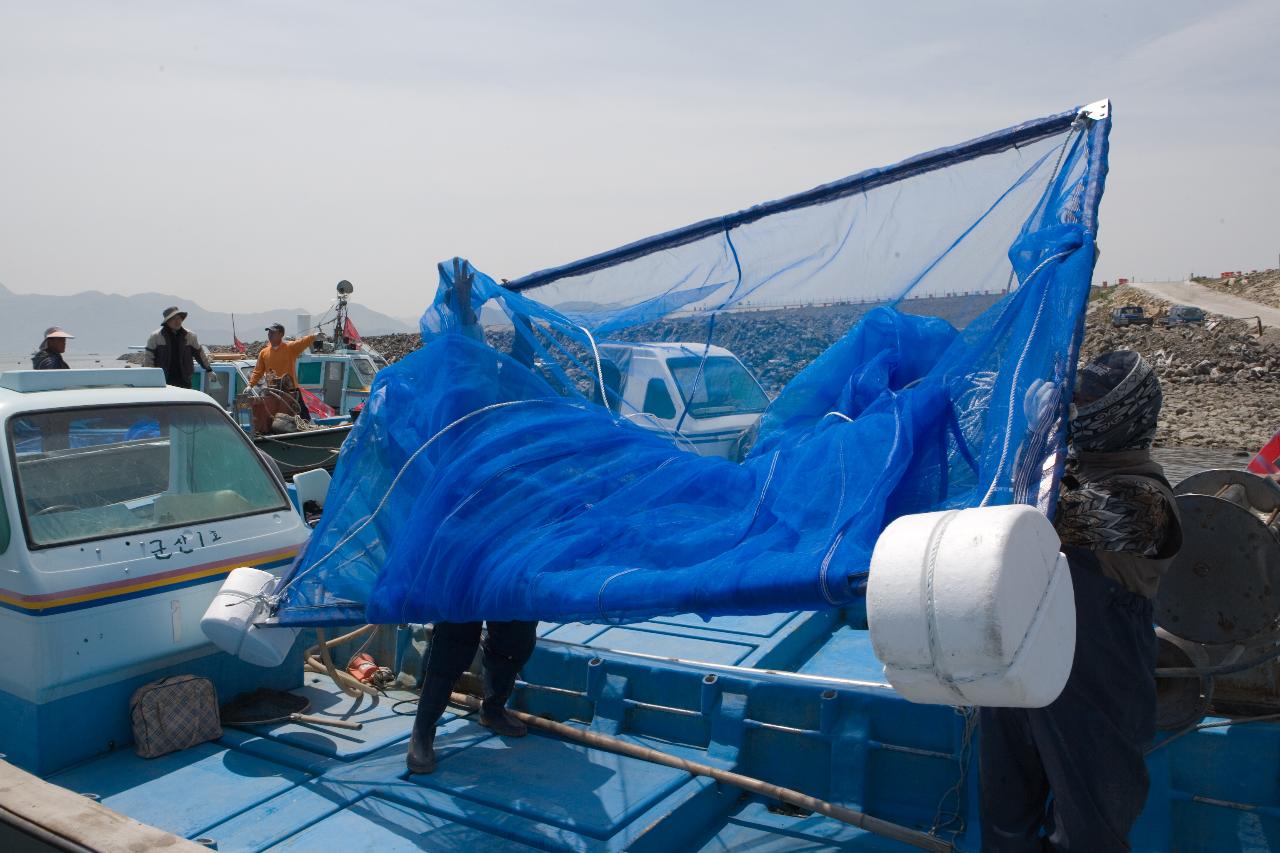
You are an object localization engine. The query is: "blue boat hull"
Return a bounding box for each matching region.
[32,608,1279,851]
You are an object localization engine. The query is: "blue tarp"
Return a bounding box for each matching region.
[275,103,1111,627]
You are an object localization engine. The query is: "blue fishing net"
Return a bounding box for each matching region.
[275,103,1112,627]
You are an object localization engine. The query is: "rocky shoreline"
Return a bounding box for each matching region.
[364,294,1002,394]
[1083,286,1277,452]
[192,283,1276,456]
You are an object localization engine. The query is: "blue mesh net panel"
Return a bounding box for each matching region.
[275,104,1111,627]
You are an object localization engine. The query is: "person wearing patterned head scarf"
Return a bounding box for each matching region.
[1056,349,1180,596]
[981,350,1182,852]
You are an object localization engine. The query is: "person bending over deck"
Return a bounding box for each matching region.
[980,350,1183,852]
[32,326,73,369]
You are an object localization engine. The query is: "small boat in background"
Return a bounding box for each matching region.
[197,282,389,478]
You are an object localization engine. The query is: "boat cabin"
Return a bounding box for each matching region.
[0,368,309,774]
[598,341,768,459]
[196,348,383,422]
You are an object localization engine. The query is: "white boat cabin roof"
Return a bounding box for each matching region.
[600,341,738,360]
[0,369,214,420]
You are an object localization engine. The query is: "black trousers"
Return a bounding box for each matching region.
[979,548,1156,852]
[424,620,538,687]
[293,389,313,422]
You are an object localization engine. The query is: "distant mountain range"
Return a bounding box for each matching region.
[0,281,413,356]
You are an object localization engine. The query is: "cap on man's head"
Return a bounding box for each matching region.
[265,322,286,333]
[162,306,187,323]
[43,326,74,340]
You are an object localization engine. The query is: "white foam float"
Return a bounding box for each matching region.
[200,567,299,668]
[867,504,1075,708]
[292,467,332,510]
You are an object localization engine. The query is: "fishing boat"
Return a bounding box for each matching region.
[195,282,388,478]
[7,101,1275,852]
[0,367,310,778]
[198,355,363,479]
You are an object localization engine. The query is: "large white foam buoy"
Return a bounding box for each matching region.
[201,567,299,668]
[867,504,1075,708]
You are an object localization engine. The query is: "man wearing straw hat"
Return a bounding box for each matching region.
[143,306,214,388]
[32,326,73,369]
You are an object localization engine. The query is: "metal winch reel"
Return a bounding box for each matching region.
[1153,469,1280,729]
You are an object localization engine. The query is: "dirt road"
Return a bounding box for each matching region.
[1129,280,1280,327]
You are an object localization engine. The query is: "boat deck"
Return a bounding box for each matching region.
[41,612,1280,851]
[537,601,875,679]
[47,673,904,851]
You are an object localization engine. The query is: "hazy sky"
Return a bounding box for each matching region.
[2,1,1277,320]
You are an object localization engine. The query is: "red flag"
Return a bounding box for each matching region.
[299,387,336,419]
[343,316,362,345]
[1248,428,1280,477]
[231,314,247,354]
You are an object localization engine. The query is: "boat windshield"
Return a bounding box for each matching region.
[8,403,289,549]
[667,356,769,419]
[350,356,378,387]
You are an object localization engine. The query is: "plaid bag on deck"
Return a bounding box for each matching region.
[129,675,222,759]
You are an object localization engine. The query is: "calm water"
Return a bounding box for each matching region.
[0,352,129,371]
[1153,446,1251,485]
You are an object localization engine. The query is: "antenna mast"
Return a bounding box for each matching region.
[334,280,354,349]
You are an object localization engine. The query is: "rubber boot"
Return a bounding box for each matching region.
[406,675,453,774]
[478,662,528,738]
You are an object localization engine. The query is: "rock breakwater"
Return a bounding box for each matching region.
[1085,286,1279,451]
[193,284,1278,454]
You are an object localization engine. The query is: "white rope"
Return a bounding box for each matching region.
[978,249,1074,508]
[922,510,968,704]
[576,324,609,406]
[930,706,978,838]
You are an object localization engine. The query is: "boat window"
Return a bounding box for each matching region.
[297,361,323,386]
[0,491,9,554]
[202,370,232,408]
[667,357,769,419]
[7,403,289,549]
[642,378,676,420]
[349,356,377,388]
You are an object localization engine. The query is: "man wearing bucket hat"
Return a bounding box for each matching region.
[32,327,74,369]
[143,306,214,388]
[980,350,1183,852]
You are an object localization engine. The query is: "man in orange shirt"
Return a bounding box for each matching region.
[250,323,320,421]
